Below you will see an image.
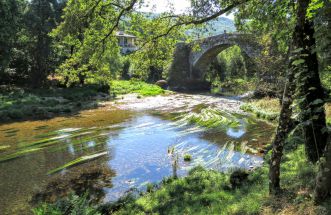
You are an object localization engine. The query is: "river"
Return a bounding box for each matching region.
[0,93,274,214]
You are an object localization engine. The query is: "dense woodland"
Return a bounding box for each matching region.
[1,0,331,214]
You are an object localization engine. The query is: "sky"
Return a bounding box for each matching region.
[140,0,234,20]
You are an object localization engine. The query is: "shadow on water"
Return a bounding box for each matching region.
[0,98,274,214]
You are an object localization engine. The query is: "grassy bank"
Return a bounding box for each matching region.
[240,97,281,122]
[0,81,166,124]
[110,80,166,96]
[0,85,109,123]
[112,145,331,215]
[33,144,331,215]
[240,97,331,126]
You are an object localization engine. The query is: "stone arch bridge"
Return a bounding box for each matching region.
[168,33,262,91]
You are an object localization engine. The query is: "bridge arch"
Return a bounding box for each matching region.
[168,33,262,91]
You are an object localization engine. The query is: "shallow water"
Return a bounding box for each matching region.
[0,93,274,214]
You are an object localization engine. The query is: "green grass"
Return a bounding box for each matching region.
[110,80,166,96]
[111,145,330,215]
[33,193,100,215]
[0,80,168,122]
[241,98,281,122]
[241,98,331,127]
[0,85,107,123]
[33,143,331,215]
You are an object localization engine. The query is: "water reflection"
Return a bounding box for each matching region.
[102,115,267,201]
[0,107,274,214]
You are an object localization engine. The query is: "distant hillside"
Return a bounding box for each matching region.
[187,17,236,38]
[125,13,236,39]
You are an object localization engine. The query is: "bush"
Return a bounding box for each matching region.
[214,78,256,95]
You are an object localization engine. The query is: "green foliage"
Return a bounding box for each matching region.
[235,0,296,54]
[213,78,256,95]
[34,144,327,215]
[33,194,101,215]
[114,166,267,215]
[326,103,331,126]
[112,144,326,215]
[321,66,331,92]
[217,46,247,78]
[110,80,165,96]
[126,13,189,80]
[240,98,280,122]
[50,0,128,85]
[0,0,25,79]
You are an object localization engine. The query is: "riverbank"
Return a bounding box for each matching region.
[0,81,166,124]
[111,145,331,215]
[2,91,271,214]
[240,97,331,126]
[34,144,331,215]
[240,97,281,122]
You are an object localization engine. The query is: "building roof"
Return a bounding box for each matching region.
[116,31,137,38]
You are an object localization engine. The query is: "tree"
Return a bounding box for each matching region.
[128,12,188,81]
[269,0,328,194]
[0,0,25,83]
[51,0,139,86]
[24,0,59,87]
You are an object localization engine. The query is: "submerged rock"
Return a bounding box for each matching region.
[31,165,115,205]
[155,80,168,89]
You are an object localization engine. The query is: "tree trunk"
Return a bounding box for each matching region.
[314,134,331,203]
[269,66,295,194]
[269,0,329,194]
[295,0,327,163]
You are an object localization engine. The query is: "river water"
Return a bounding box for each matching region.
[0,93,274,214]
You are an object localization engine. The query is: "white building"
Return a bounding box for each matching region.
[116,31,138,54]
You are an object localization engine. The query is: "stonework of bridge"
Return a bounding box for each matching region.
[168,33,262,91]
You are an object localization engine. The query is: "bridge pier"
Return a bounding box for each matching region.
[168,43,211,91]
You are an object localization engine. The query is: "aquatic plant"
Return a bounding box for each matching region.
[183,154,192,162]
[32,166,114,205]
[0,145,10,151]
[0,147,43,162]
[168,146,179,178]
[181,108,241,129]
[47,152,108,175]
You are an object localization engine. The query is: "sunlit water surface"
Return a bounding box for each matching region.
[0,94,274,214]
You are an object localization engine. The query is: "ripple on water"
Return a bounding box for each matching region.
[0,95,274,214]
